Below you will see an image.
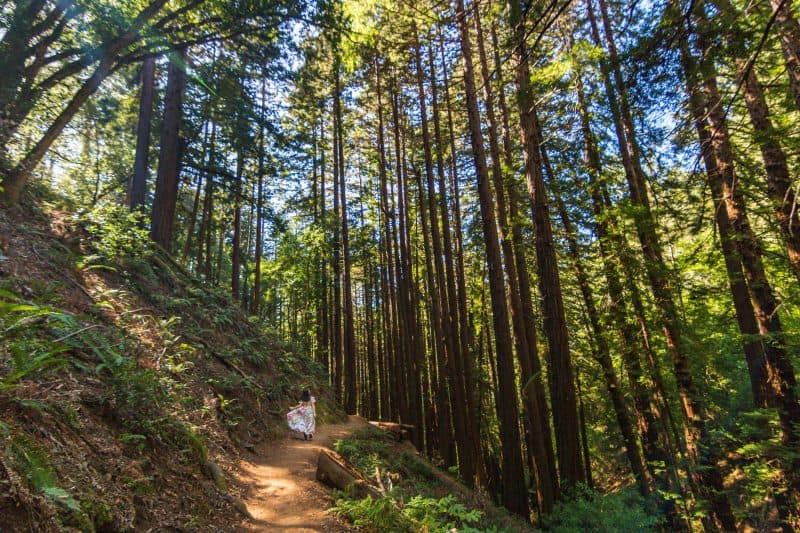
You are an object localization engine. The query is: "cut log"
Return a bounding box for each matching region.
[316,449,382,499]
[368,421,414,442]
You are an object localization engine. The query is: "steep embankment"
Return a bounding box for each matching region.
[0,200,344,531]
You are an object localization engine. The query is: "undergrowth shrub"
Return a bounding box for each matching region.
[331,428,498,532]
[0,290,69,392]
[331,493,491,533]
[108,361,206,461]
[80,204,151,265]
[8,435,79,512]
[334,427,390,474]
[331,495,411,532]
[540,484,662,532]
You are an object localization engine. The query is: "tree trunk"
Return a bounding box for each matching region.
[686,12,800,517]
[455,0,528,518]
[508,0,584,488]
[251,79,267,315]
[770,0,800,111]
[128,57,156,212]
[476,8,556,512]
[231,151,243,300]
[439,31,473,473]
[331,61,343,403]
[335,60,358,416]
[413,26,472,475]
[490,22,558,497]
[149,47,188,252]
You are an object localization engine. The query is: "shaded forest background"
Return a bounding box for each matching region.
[1,0,800,529]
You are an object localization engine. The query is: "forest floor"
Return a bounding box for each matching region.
[239,416,365,532]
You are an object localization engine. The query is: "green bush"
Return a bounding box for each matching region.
[8,435,80,512]
[80,204,151,264]
[334,427,390,474]
[541,485,662,532]
[330,495,412,532]
[404,494,483,531]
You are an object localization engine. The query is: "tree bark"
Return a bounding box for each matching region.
[455,0,528,518]
[231,151,243,300]
[336,60,358,416]
[149,47,188,252]
[508,0,584,488]
[413,26,472,475]
[251,79,267,315]
[128,56,156,211]
[476,7,556,512]
[770,0,800,111]
[490,22,558,496]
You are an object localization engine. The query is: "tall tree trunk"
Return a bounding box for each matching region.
[251,79,267,315]
[570,46,678,503]
[770,0,800,111]
[476,7,556,512]
[150,47,188,252]
[428,37,462,472]
[590,0,737,524]
[336,61,358,415]
[455,0,528,518]
[375,59,398,423]
[413,26,472,474]
[319,118,330,371]
[198,121,217,277]
[231,151,243,300]
[182,118,210,264]
[686,12,800,517]
[128,57,156,211]
[390,75,409,423]
[490,22,559,495]
[508,0,584,488]
[331,63,343,403]
[438,31,473,472]
[550,168,652,496]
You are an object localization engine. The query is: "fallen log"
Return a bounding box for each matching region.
[368,421,415,442]
[316,449,382,499]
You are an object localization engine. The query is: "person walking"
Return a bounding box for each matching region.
[286,389,316,440]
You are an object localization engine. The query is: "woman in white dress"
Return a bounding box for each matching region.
[286,389,316,440]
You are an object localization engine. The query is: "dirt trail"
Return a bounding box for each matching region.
[239,415,368,532]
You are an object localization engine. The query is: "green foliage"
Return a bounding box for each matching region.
[540,485,662,532]
[107,361,206,461]
[79,497,114,530]
[396,450,435,480]
[0,291,69,392]
[79,204,151,265]
[331,493,492,533]
[334,427,389,473]
[404,494,483,531]
[331,428,498,531]
[330,495,412,532]
[8,435,80,512]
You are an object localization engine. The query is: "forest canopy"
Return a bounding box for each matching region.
[1,0,800,529]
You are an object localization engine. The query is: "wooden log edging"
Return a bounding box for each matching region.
[367,420,415,442]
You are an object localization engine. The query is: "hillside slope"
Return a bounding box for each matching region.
[0,199,344,531]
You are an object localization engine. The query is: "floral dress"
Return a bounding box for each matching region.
[286,397,316,435]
